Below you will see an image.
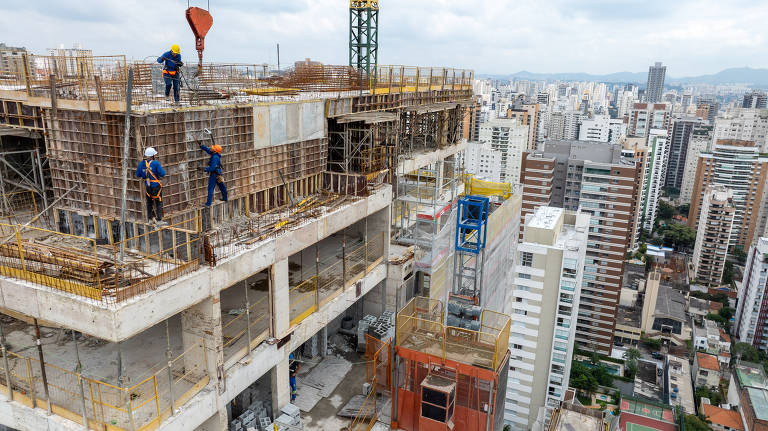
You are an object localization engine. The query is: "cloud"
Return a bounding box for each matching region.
[0,0,767,75]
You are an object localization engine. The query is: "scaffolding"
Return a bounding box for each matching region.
[394,155,462,302]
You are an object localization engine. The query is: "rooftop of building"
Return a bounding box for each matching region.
[667,355,694,414]
[527,206,564,230]
[654,286,686,322]
[539,140,633,166]
[734,362,768,389]
[696,352,720,371]
[616,305,641,328]
[618,396,677,431]
[745,386,768,421]
[551,402,606,431]
[701,404,744,431]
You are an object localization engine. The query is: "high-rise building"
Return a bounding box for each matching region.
[506,206,589,430]
[548,112,565,140]
[0,43,29,77]
[507,102,541,151]
[665,117,702,192]
[743,91,768,109]
[645,62,666,104]
[692,186,735,285]
[640,129,669,232]
[689,139,768,249]
[478,117,528,189]
[520,141,640,354]
[620,136,649,250]
[628,103,671,137]
[464,141,503,182]
[680,125,713,203]
[461,97,482,141]
[563,111,582,140]
[714,108,768,152]
[696,97,719,123]
[734,237,768,351]
[578,115,611,142]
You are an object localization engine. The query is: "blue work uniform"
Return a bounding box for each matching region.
[289,353,298,401]
[200,145,228,206]
[157,51,182,102]
[136,158,166,221]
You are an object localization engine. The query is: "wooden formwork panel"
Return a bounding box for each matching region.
[43,105,328,222]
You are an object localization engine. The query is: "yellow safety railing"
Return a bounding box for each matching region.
[222,292,271,360]
[0,339,209,431]
[396,297,511,371]
[371,66,474,95]
[0,217,202,304]
[348,376,379,431]
[289,231,386,327]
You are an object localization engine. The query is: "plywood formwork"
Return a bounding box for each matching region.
[43,101,328,223]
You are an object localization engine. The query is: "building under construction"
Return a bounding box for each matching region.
[0,42,477,431]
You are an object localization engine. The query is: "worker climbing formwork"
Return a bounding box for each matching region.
[157,44,184,103]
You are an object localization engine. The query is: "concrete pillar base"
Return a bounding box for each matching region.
[196,408,228,431]
[270,358,291,414]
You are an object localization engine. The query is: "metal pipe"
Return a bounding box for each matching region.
[165,319,176,415]
[118,67,134,261]
[34,148,49,225]
[72,330,89,430]
[33,319,52,415]
[485,380,494,431]
[243,280,252,352]
[0,319,14,401]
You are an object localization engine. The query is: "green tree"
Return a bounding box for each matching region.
[706,313,727,325]
[732,247,748,264]
[625,348,641,379]
[642,337,661,350]
[723,261,734,284]
[685,414,712,431]
[662,223,697,250]
[732,342,762,362]
[677,203,690,217]
[658,200,676,220]
[719,307,735,320]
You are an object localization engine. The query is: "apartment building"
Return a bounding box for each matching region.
[735,237,768,352]
[507,101,541,151]
[689,139,768,249]
[520,141,640,354]
[665,117,702,192]
[640,129,669,232]
[620,136,649,250]
[680,125,713,203]
[505,206,589,430]
[464,140,503,182]
[692,186,735,285]
[0,43,29,77]
[628,103,671,137]
[714,108,768,152]
[478,117,528,190]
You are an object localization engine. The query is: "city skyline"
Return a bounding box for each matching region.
[1,0,768,76]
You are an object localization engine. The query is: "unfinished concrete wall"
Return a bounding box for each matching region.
[43,101,327,223]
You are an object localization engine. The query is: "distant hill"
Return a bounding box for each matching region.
[481,67,768,87]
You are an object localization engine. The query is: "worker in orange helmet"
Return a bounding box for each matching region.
[157,44,183,103]
[200,129,228,207]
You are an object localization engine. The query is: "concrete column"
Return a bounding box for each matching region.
[196,408,228,431]
[270,357,290,413]
[182,293,225,394]
[272,259,290,337]
[319,326,328,357]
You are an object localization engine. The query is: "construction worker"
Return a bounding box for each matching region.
[157,44,183,103]
[136,147,166,224]
[289,353,299,402]
[200,141,228,206]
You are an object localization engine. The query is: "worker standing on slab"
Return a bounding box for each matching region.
[200,130,228,207]
[289,353,299,402]
[157,44,183,103]
[136,147,166,224]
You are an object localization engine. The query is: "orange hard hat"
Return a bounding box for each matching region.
[212,145,222,154]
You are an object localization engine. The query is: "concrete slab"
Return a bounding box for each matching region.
[301,356,352,397]
[292,378,323,412]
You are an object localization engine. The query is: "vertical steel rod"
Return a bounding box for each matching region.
[72,330,89,430]
[243,280,252,352]
[0,320,13,401]
[33,319,52,415]
[118,67,134,261]
[165,319,176,415]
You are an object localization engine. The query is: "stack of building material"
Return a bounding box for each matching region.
[275,403,302,429]
[357,314,377,352]
[368,312,395,342]
[229,399,274,431]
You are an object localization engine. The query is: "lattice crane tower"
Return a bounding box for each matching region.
[349,0,379,76]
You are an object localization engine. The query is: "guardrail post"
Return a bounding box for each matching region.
[165,319,176,415]
[14,226,26,272]
[33,319,52,415]
[0,321,13,401]
[342,227,347,287]
[315,243,320,310]
[243,280,252,353]
[126,386,136,431]
[25,357,35,407]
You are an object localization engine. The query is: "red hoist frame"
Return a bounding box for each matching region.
[185,5,213,71]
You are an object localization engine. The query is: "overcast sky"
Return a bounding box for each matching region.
[1,0,767,76]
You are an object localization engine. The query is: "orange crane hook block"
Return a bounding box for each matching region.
[185,6,213,69]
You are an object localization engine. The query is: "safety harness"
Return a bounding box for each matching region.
[144,160,162,201]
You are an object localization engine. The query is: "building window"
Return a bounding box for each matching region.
[521,252,534,267]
